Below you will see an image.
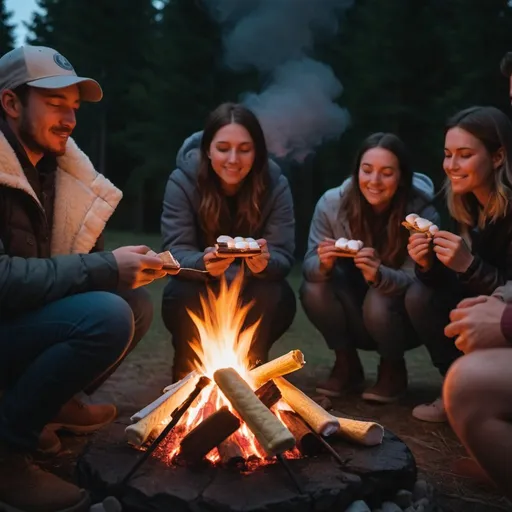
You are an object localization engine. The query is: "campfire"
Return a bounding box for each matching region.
[125,272,384,472]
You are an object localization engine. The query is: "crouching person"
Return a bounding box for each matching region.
[161,103,297,382]
[0,241,166,511]
[300,132,439,403]
[442,289,512,496]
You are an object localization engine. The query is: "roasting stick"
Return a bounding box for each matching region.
[120,376,211,486]
[276,454,305,494]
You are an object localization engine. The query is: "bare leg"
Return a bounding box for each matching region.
[443,349,512,497]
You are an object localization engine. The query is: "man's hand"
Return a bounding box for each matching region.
[317,238,339,273]
[444,296,508,353]
[354,247,381,283]
[407,233,433,270]
[433,230,474,273]
[246,239,270,274]
[112,246,166,290]
[204,248,234,277]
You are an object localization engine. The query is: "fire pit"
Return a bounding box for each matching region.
[77,274,417,510]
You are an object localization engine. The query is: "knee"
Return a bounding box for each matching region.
[404,280,432,321]
[82,292,134,360]
[299,280,332,317]
[362,289,396,331]
[443,351,503,425]
[249,279,297,321]
[121,288,154,336]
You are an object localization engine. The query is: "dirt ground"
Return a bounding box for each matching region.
[43,233,512,512]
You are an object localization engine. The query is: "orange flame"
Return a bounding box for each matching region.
[163,270,268,463]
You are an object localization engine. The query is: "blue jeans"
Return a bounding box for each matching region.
[162,276,297,380]
[404,280,464,376]
[0,288,153,451]
[300,266,418,360]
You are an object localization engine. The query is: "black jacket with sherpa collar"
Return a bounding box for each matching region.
[0,121,122,318]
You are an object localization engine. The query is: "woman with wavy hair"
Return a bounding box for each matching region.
[161,103,296,381]
[406,106,512,423]
[301,132,439,403]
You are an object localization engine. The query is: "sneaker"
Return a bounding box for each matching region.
[412,397,447,422]
[0,442,90,512]
[48,397,117,434]
[37,426,62,455]
[362,358,408,403]
[316,349,365,398]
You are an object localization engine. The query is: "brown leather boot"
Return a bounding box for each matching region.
[0,442,89,512]
[362,358,408,403]
[48,397,117,434]
[37,426,62,455]
[316,349,365,397]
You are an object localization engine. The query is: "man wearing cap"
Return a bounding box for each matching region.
[0,46,163,511]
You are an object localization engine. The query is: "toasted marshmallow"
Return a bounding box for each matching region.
[405,213,419,225]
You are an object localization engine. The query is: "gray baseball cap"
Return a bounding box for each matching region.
[0,46,103,102]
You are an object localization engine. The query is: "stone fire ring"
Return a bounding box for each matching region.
[77,419,416,512]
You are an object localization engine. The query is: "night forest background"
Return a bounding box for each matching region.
[0,0,511,257]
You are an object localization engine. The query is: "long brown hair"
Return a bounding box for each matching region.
[444,106,512,229]
[197,103,270,245]
[340,132,413,268]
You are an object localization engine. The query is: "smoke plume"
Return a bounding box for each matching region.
[204,0,354,161]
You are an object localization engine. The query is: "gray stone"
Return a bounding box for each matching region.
[381,502,402,512]
[404,508,415,512]
[414,498,432,512]
[345,501,371,512]
[394,489,413,509]
[412,480,429,501]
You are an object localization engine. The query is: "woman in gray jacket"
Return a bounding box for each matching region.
[161,103,296,382]
[301,132,438,403]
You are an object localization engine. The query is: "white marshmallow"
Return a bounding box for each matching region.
[405,213,419,224]
[335,238,348,250]
[356,240,364,250]
[245,237,256,244]
[234,236,245,243]
[217,235,234,244]
[347,240,360,252]
[235,241,249,249]
[415,218,432,230]
[248,241,260,250]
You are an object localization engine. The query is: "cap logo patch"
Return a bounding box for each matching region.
[53,53,74,71]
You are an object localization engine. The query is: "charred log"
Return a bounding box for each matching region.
[279,411,324,456]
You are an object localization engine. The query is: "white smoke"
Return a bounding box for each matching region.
[204,0,354,161]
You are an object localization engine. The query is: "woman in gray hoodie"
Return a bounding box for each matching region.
[301,132,439,403]
[161,103,296,382]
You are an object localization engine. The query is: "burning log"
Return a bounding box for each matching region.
[126,371,201,447]
[274,377,339,436]
[218,435,245,466]
[255,380,281,409]
[177,406,241,465]
[279,411,323,456]
[249,350,305,387]
[335,417,384,447]
[274,378,384,446]
[214,368,296,457]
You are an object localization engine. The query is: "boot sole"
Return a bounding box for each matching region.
[361,391,402,404]
[0,489,90,512]
[47,410,117,435]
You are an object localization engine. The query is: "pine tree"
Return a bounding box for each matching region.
[0,0,15,55]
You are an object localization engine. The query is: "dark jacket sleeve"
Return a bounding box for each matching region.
[416,229,512,296]
[254,175,295,280]
[161,170,209,281]
[0,238,119,318]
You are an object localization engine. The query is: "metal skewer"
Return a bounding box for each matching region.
[119,376,211,486]
[276,453,305,494]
